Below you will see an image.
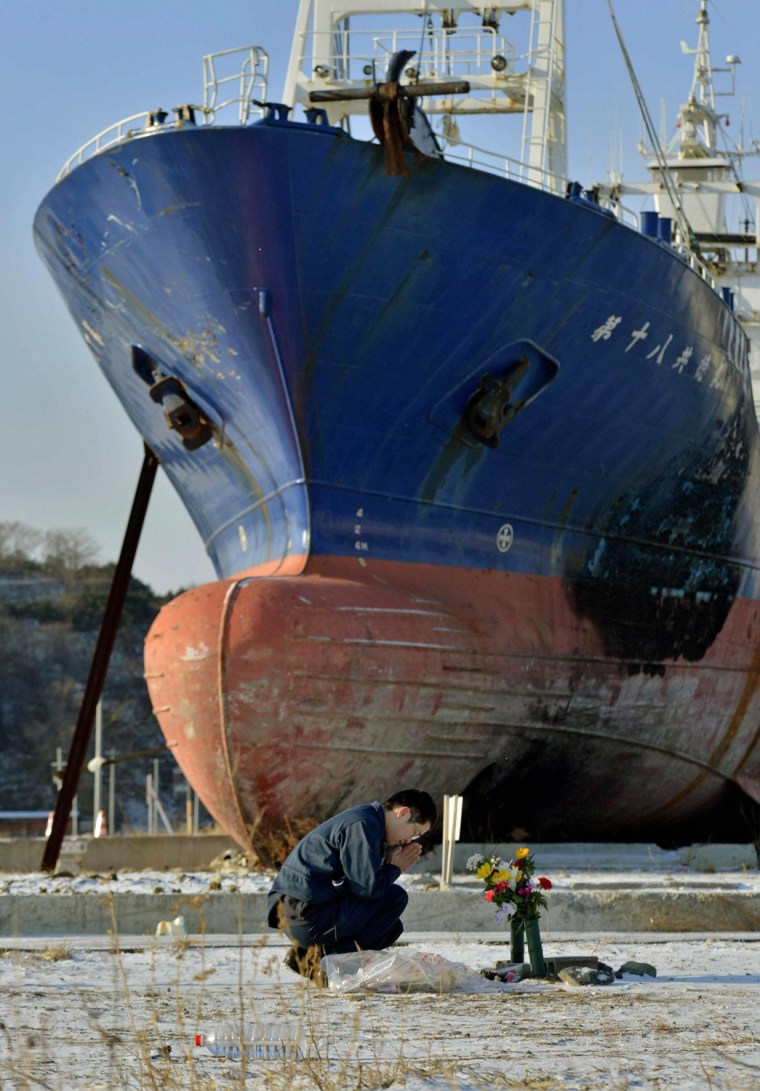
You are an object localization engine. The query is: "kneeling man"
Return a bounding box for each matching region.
[267,789,437,980]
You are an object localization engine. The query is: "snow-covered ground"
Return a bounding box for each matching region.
[1,850,759,898]
[1,932,759,1089]
[1,861,759,1088]
[0,865,276,897]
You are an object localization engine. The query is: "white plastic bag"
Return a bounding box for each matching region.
[321,949,512,994]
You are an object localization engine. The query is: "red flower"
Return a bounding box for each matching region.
[483,890,495,902]
[538,876,552,890]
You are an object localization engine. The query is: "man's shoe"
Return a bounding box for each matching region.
[283,946,305,974]
[283,945,327,987]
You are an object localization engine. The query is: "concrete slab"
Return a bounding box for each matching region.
[0,833,239,873]
[2,836,757,875]
[1,840,757,937]
[1,882,759,938]
[419,841,760,872]
[1,930,758,951]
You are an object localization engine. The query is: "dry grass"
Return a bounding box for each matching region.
[1,914,760,1090]
[253,816,320,868]
[36,941,72,963]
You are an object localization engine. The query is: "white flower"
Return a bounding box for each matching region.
[494,904,515,926]
[465,854,484,871]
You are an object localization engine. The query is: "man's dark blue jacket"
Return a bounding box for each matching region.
[267,801,402,926]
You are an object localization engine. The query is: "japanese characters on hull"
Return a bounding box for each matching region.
[590,312,746,395]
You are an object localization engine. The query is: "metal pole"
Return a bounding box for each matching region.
[108,748,116,837]
[41,444,159,872]
[153,757,159,814]
[146,773,154,834]
[151,783,175,835]
[152,758,159,834]
[53,747,64,808]
[93,699,103,827]
[52,747,73,837]
[185,777,192,835]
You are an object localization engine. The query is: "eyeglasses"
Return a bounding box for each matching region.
[407,821,428,841]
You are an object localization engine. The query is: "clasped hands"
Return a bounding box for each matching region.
[385,841,423,872]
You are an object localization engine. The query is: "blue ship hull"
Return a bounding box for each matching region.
[35,114,760,846]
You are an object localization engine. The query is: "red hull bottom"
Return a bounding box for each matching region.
[144,557,760,857]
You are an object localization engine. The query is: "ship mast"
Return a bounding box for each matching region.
[674,0,722,158]
[597,1,760,415]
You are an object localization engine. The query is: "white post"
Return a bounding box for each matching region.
[92,699,103,828]
[146,773,154,834]
[52,744,79,836]
[440,794,463,889]
[153,757,159,833]
[148,779,175,836]
[108,748,116,837]
[185,777,192,835]
[52,746,69,837]
[52,747,65,835]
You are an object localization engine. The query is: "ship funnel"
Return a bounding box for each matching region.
[657,217,673,244]
[640,211,659,238]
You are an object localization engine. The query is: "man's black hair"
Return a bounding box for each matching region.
[383,789,437,827]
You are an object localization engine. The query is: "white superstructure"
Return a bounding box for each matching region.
[600,0,760,413]
[283,0,567,192]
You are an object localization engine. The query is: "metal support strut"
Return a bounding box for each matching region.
[41,443,159,872]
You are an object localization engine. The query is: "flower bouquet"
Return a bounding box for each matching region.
[466,847,552,975]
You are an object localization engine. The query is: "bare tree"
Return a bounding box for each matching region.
[43,527,101,575]
[0,521,44,560]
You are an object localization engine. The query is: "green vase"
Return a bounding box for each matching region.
[509,918,524,963]
[525,917,546,977]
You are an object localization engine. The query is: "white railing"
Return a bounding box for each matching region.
[444,140,559,192]
[203,46,269,125]
[448,136,729,250]
[678,246,720,292]
[57,46,268,182]
[443,141,651,234]
[57,112,158,181]
[371,26,517,84]
[306,24,518,88]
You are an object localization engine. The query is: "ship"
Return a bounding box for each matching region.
[34,0,760,856]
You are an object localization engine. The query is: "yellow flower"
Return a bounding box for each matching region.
[492,869,510,883]
[516,847,530,860]
[476,862,493,879]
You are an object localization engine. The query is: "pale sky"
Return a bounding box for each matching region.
[2,0,756,594]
